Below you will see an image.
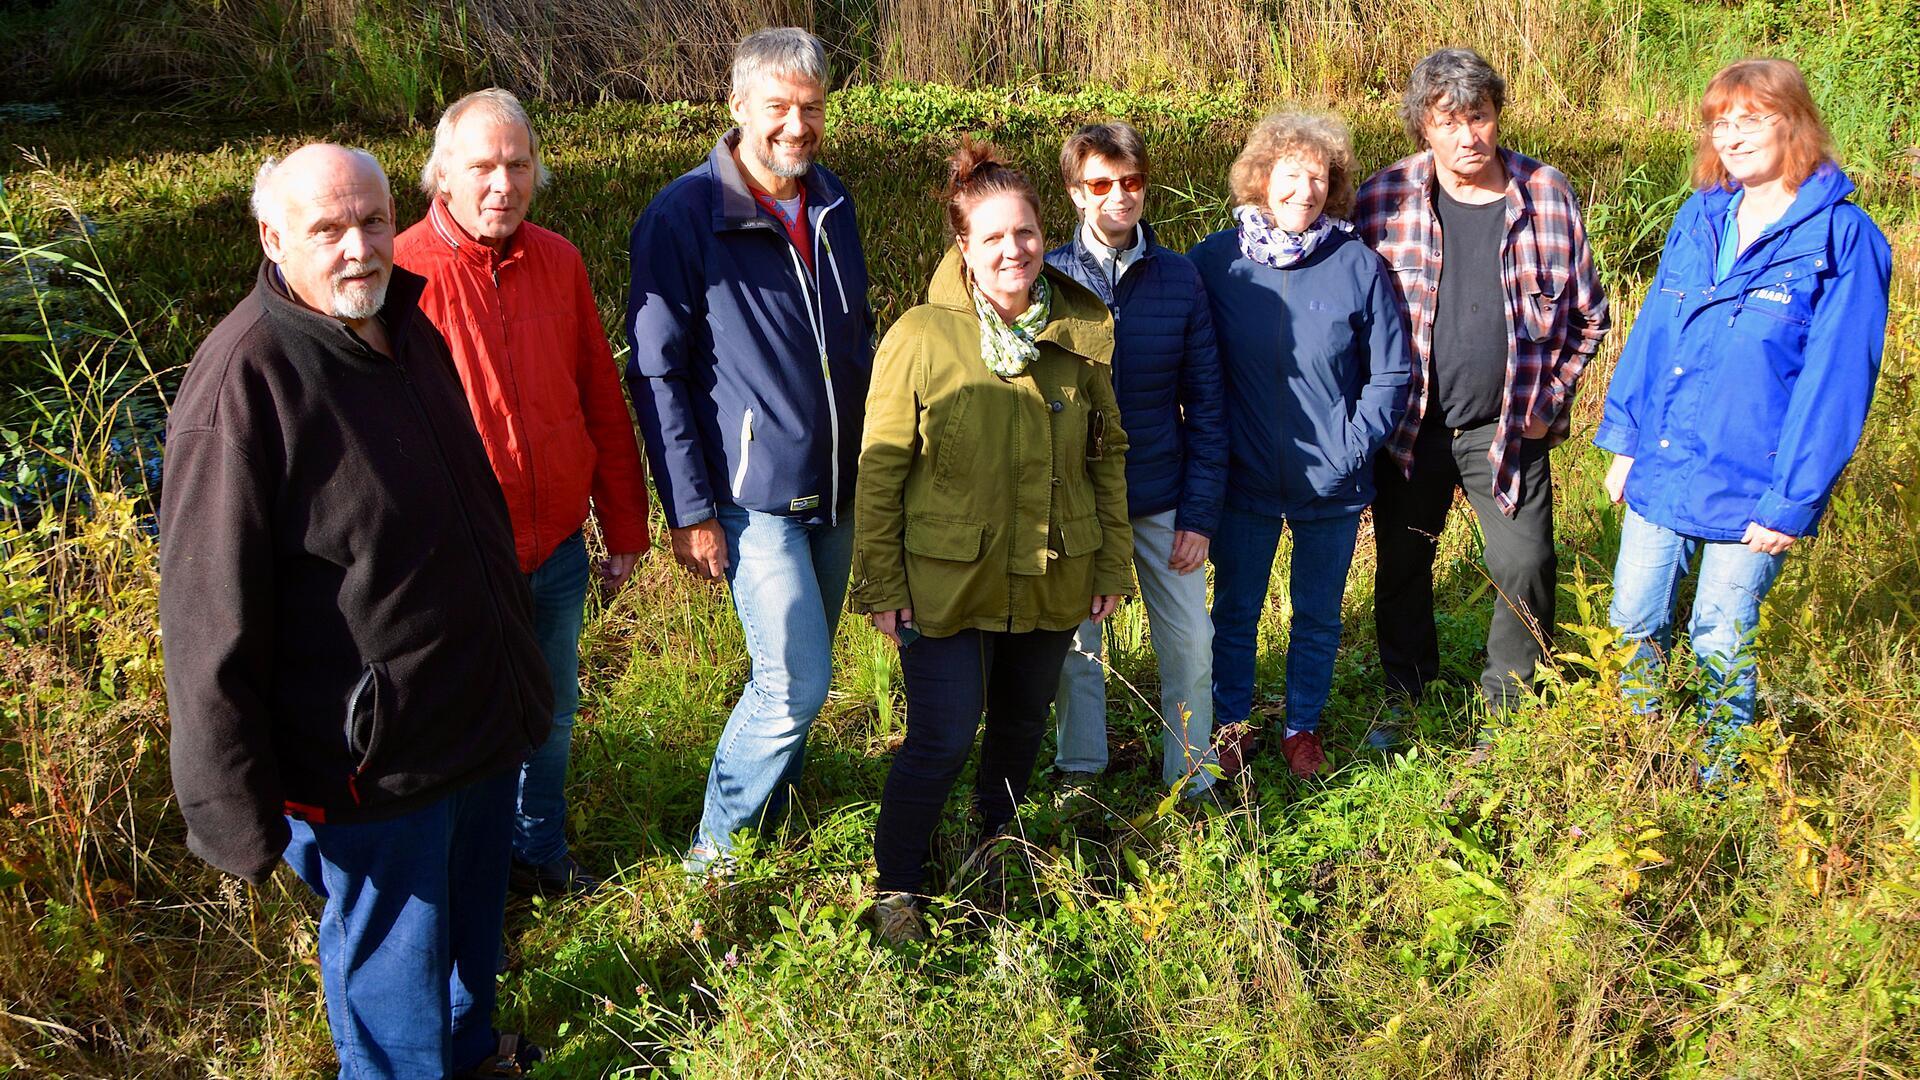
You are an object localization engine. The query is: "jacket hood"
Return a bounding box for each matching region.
[925,244,1114,363]
[1697,161,1856,234]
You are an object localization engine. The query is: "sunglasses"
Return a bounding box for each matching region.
[1081,173,1145,196]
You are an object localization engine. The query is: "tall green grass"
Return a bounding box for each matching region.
[1,85,1916,1076]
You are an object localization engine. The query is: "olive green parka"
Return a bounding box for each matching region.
[849,246,1133,637]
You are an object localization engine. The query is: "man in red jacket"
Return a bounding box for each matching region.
[397,88,651,896]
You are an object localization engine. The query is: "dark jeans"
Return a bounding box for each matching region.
[517,529,589,866]
[283,768,516,1078]
[1372,421,1556,709]
[1210,504,1362,733]
[874,626,1076,895]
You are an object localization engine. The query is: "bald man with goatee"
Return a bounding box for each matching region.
[159,143,549,1078]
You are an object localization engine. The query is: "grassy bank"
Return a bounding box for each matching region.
[2,84,1919,1077]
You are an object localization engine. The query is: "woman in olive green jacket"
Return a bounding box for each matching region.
[851,139,1133,942]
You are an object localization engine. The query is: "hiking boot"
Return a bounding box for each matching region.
[1215,722,1259,778]
[1280,730,1326,778]
[873,891,926,944]
[456,1032,544,1078]
[1364,701,1412,751]
[509,853,601,897]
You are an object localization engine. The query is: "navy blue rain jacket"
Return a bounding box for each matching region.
[1188,226,1412,519]
[1045,222,1227,536]
[626,132,876,529]
[1595,163,1891,539]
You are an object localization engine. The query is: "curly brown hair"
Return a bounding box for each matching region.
[1227,112,1356,221]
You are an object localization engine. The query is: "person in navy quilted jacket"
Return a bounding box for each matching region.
[1046,122,1229,801]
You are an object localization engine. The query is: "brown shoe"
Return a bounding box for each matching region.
[1280,730,1326,778]
[1215,722,1259,778]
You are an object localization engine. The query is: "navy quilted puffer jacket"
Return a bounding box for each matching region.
[1045,222,1227,536]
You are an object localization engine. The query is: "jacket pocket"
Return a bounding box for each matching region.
[731,408,754,498]
[343,662,388,800]
[1058,514,1103,557]
[931,386,974,493]
[905,515,986,561]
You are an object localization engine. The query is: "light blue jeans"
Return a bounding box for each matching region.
[1608,505,1788,743]
[1055,510,1217,793]
[688,504,854,867]
[515,530,589,867]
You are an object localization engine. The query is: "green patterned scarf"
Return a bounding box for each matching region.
[970,274,1051,378]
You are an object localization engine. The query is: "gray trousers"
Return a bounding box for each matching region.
[1053,509,1218,792]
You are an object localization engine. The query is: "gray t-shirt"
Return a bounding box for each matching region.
[1430,184,1509,430]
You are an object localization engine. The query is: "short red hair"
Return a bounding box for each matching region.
[1693,59,1836,193]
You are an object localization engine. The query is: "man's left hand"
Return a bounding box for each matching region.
[1740,522,1796,555]
[1168,530,1210,574]
[1520,412,1553,440]
[597,551,641,591]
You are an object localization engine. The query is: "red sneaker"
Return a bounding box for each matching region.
[1215,722,1259,778]
[1281,730,1326,778]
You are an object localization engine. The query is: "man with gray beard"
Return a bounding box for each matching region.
[160,143,551,1078]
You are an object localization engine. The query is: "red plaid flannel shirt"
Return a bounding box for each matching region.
[1355,147,1610,515]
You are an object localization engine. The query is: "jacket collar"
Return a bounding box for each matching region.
[707,129,841,232]
[1696,161,1853,248]
[256,258,429,362]
[425,197,525,269]
[1405,146,1539,228]
[926,245,1114,364]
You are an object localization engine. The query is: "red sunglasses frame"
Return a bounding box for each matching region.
[1081,173,1146,195]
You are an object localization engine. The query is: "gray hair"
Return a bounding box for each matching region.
[730,27,830,99]
[1400,48,1507,142]
[251,145,386,230]
[420,88,551,198]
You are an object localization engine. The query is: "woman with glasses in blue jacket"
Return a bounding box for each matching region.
[1595,59,1892,779]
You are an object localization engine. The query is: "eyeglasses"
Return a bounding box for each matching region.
[1081,173,1145,196]
[1706,113,1777,138]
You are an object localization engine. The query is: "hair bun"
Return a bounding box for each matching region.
[947,135,1009,192]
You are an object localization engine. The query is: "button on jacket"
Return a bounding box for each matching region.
[1045,221,1227,536]
[396,198,652,572]
[626,131,876,529]
[1595,163,1891,539]
[849,248,1133,637]
[159,264,552,884]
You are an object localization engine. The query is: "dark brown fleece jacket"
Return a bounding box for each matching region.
[159,262,552,883]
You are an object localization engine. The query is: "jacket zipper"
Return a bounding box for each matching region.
[490,259,533,558]
[390,348,541,752]
[732,408,754,497]
[784,241,839,524]
[344,664,376,804]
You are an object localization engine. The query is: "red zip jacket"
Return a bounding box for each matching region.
[397,199,651,571]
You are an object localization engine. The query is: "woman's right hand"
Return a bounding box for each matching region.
[870,608,914,645]
[1604,454,1634,504]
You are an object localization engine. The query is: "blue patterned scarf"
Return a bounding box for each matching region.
[1235,205,1350,269]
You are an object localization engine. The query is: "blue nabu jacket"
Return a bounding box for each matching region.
[1595,163,1891,540]
[626,131,876,529]
[1188,225,1412,519]
[1046,222,1227,536]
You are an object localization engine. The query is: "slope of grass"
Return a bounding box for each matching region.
[1,86,1916,1077]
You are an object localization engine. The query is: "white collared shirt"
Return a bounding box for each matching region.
[1082,222,1146,294]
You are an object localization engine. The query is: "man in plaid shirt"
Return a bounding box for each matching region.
[1355,48,1610,727]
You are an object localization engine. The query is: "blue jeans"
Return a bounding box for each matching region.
[1608,505,1787,741]
[1211,505,1362,733]
[284,768,516,1079]
[1055,509,1216,792]
[689,504,855,866]
[516,530,590,866]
